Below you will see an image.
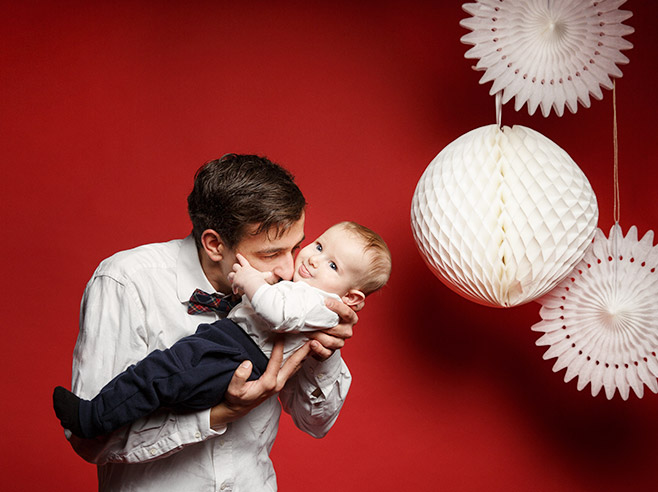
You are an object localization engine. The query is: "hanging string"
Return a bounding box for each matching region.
[495,91,502,129]
[613,79,620,224]
[612,79,620,292]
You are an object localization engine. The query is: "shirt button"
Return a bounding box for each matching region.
[194,432,201,439]
[149,448,157,456]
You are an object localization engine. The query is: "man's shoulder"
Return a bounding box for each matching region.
[94,238,184,279]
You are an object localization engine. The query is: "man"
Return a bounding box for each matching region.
[68,154,357,491]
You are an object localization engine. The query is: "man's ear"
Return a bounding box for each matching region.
[200,229,225,263]
[341,289,366,312]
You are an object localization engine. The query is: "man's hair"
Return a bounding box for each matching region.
[187,154,306,249]
[338,221,392,296]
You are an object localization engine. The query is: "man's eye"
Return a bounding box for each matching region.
[315,243,322,252]
[329,261,337,271]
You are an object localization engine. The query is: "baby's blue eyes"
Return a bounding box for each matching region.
[314,242,337,271]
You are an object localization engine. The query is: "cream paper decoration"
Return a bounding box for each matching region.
[532,225,658,399]
[410,124,598,307]
[460,0,634,117]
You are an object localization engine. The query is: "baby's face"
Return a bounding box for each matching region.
[293,224,366,296]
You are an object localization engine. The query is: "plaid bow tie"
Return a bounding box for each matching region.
[188,289,239,315]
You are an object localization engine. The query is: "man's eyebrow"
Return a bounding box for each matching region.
[257,235,305,255]
[257,247,284,255]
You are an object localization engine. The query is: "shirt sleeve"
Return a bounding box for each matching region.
[250,283,340,333]
[69,273,224,465]
[278,350,352,439]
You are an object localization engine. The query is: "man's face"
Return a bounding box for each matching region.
[227,213,306,283]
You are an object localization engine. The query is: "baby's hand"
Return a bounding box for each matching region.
[229,254,274,298]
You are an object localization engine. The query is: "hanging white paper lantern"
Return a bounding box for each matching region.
[411,124,598,307]
[532,224,658,400]
[460,0,634,117]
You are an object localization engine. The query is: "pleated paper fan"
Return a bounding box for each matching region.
[460,0,634,117]
[532,224,658,400]
[410,124,598,307]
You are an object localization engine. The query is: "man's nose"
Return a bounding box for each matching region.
[271,253,295,281]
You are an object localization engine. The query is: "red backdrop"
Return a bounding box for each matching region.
[2,1,656,491]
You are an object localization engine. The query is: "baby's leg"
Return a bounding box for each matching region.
[53,319,269,439]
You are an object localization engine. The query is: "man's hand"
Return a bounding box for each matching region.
[209,337,311,428]
[306,297,358,361]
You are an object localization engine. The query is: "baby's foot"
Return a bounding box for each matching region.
[53,386,83,437]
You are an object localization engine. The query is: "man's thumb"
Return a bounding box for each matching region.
[235,360,253,380]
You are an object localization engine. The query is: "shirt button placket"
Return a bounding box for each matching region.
[214,435,233,492]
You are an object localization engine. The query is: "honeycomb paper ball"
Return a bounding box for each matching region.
[411,124,598,307]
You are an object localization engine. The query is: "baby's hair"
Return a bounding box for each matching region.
[337,221,391,295]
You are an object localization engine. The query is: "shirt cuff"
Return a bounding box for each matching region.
[202,408,228,436]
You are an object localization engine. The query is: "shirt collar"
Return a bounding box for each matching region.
[176,235,222,303]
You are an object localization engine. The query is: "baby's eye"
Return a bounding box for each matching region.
[329,261,337,271]
[315,243,323,252]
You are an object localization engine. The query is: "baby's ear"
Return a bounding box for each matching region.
[341,289,365,312]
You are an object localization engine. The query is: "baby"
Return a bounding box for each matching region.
[54,221,391,439]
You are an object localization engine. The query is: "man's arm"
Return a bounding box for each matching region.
[278,349,352,438]
[277,297,357,437]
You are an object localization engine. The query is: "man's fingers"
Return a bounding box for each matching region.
[267,339,284,370]
[318,324,352,341]
[227,360,252,394]
[308,330,345,350]
[278,342,311,382]
[325,297,358,325]
[236,360,253,379]
[251,338,283,392]
[308,340,332,361]
[306,333,340,361]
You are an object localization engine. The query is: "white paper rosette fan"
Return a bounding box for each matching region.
[460,0,634,116]
[411,124,598,307]
[533,225,658,400]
